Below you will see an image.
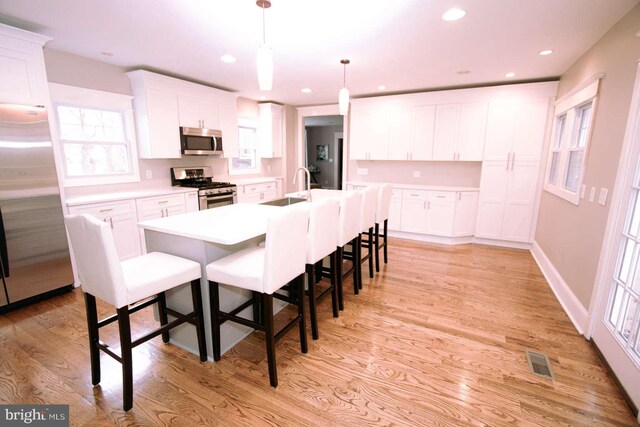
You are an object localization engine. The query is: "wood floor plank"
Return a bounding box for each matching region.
[0,238,636,425]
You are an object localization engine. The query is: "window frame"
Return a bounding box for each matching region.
[49,83,140,187]
[227,117,261,176]
[544,76,601,205]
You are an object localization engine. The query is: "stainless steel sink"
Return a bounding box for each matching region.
[261,197,307,207]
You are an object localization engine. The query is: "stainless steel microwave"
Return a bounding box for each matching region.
[180,127,223,156]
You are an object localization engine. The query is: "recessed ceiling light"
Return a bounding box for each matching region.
[505,72,516,78]
[220,54,237,63]
[100,51,114,57]
[378,85,387,90]
[301,88,312,93]
[539,49,553,56]
[442,8,466,21]
[456,70,470,75]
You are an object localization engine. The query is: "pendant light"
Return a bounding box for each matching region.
[339,59,350,115]
[256,0,273,91]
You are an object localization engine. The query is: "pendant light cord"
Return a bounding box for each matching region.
[262,4,266,45]
[343,63,346,87]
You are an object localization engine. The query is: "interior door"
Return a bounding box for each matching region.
[591,65,640,410]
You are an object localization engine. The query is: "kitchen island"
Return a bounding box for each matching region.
[138,203,295,359]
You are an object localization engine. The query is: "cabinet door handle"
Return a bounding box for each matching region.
[506,152,511,170]
[511,152,516,170]
[165,208,169,217]
[458,193,461,201]
[428,201,431,209]
[109,218,114,229]
[423,201,426,209]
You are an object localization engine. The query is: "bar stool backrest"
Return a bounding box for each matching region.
[360,185,379,231]
[307,198,340,264]
[65,214,127,308]
[338,191,363,247]
[263,205,310,294]
[376,183,393,224]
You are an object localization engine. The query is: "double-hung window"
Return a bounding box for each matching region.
[49,83,140,187]
[544,76,600,204]
[228,118,261,175]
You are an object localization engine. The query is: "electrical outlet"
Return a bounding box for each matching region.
[598,188,609,206]
[413,170,421,178]
[145,170,152,179]
[357,168,368,176]
[589,187,596,202]
[580,184,586,199]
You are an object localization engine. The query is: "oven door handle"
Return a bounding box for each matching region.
[200,193,234,202]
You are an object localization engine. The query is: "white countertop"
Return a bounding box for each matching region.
[347,181,479,192]
[138,203,287,245]
[66,186,197,207]
[228,177,281,186]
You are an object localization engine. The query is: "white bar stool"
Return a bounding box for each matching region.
[206,206,310,387]
[375,183,393,272]
[335,191,363,309]
[65,214,206,412]
[304,198,340,340]
[357,185,379,282]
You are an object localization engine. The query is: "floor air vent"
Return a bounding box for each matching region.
[525,349,554,380]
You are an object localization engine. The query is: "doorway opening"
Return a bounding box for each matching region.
[304,115,344,190]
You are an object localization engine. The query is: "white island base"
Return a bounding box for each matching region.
[139,204,289,360]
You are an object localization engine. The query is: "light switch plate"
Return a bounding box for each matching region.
[598,188,609,206]
[580,184,586,199]
[413,170,421,178]
[145,170,152,179]
[589,187,596,202]
[357,168,368,176]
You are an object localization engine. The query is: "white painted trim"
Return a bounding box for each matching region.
[0,22,51,45]
[531,240,589,335]
[472,237,532,250]
[589,60,640,337]
[388,230,473,245]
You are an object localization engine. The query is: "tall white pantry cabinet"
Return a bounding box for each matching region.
[349,82,557,244]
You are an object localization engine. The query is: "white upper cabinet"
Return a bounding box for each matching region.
[410,105,436,161]
[0,24,50,106]
[484,98,549,162]
[137,88,181,159]
[259,103,284,158]
[433,102,487,161]
[127,70,238,159]
[350,102,389,160]
[178,96,219,129]
[433,104,460,161]
[387,100,413,160]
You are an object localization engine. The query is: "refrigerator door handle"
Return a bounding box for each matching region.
[0,207,9,277]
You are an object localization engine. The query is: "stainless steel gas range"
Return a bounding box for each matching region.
[171,167,237,210]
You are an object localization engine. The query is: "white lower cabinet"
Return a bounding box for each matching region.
[400,190,428,234]
[475,160,540,242]
[237,181,277,203]
[388,189,402,230]
[185,191,199,212]
[68,200,142,260]
[426,192,455,236]
[453,192,479,237]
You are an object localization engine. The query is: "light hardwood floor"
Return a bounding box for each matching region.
[0,239,636,426]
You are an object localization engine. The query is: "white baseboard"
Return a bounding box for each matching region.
[472,237,532,250]
[530,240,589,335]
[388,230,473,245]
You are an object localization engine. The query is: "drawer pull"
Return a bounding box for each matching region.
[158,201,169,204]
[99,208,113,212]
[436,195,447,198]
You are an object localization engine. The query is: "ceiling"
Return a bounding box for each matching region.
[0,0,637,106]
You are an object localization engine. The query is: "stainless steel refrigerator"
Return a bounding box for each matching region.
[0,103,73,309]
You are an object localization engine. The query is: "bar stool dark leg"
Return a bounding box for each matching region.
[336,246,344,311]
[263,292,277,387]
[208,281,222,362]
[368,226,374,279]
[117,307,133,412]
[190,280,207,362]
[384,219,388,264]
[307,264,318,340]
[374,223,380,273]
[297,274,308,353]
[84,293,101,386]
[330,251,339,318]
[157,291,170,343]
[357,235,363,290]
[352,238,359,295]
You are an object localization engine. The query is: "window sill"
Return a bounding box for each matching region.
[63,172,140,188]
[544,182,580,205]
